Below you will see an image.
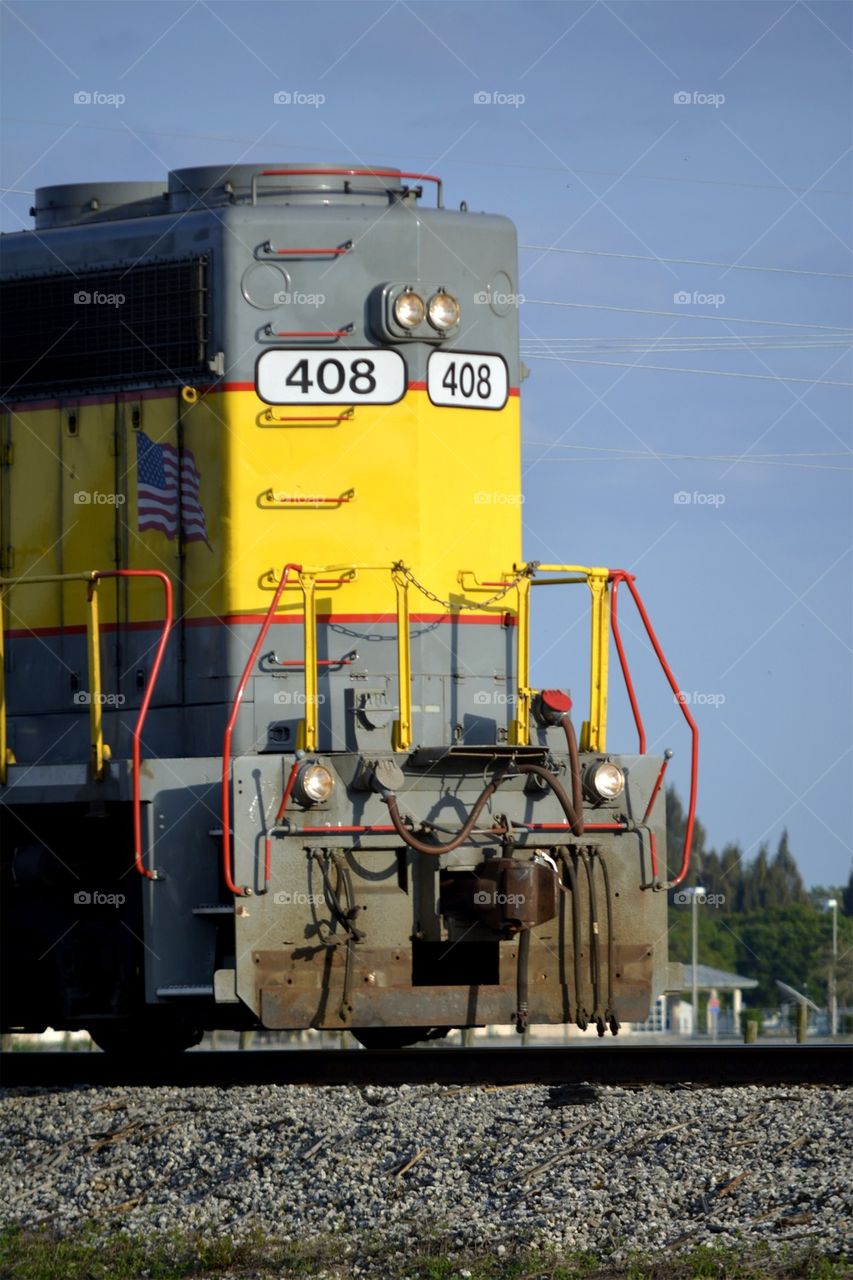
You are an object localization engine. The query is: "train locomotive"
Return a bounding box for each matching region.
[0,163,697,1053]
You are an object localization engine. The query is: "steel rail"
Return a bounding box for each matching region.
[2,1045,849,1089]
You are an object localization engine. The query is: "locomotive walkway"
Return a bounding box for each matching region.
[2,1043,849,1088]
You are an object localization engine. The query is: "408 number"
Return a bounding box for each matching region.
[285,357,377,396]
[440,360,492,401]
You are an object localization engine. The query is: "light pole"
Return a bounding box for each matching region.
[826,898,838,1037]
[691,886,706,1038]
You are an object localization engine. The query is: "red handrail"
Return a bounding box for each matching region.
[261,408,354,425]
[266,327,353,339]
[608,571,698,888]
[222,564,301,896]
[610,575,647,754]
[263,492,354,507]
[265,241,352,257]
[255,167,443,207]
[93,570,173,881]
[272,651,356,667]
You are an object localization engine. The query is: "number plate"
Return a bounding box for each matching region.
[256,349,407,404]
[427,352,509,410]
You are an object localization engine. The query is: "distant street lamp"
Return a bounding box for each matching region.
[826,898,838,1037]
[691,886,706,1038]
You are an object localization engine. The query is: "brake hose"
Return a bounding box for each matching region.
[382,761,581,856]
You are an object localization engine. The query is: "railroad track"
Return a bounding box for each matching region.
[2,1044,850,1088]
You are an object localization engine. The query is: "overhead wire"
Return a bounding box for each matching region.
[520,244,853,279]
[520,354,853,387]
[524,298,852,332]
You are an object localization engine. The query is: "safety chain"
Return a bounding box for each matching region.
[391,560,539,612]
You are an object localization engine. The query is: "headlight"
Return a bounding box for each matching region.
[427,290,460,331]
[585,761,625,802]
[393,289,425,330]
[294,762,335,806]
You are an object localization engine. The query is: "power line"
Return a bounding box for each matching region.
[522,454,853,471]
[522,353,853,387]
[524,441,853,459]
[520,244,853,280]
[522,340,851,354]
[524,298,853,332]
[522,333,846,343]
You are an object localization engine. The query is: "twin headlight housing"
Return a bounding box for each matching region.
[391,286,460,336]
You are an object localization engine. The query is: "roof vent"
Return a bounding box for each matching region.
[31,182,168,230]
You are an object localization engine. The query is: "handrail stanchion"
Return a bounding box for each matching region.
[510,574,532,746]
[85,577,109,781]
[583,569,610,752]
[392,568,412,752]
[298,572,319,752]
[0,583,8,784]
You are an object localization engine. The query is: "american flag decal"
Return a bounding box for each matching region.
[136,431,211,548]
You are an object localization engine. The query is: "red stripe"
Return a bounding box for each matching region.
[5,611,515,640]
[4,381,520,411]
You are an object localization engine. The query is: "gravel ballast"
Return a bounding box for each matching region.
[1,1081,850,1266]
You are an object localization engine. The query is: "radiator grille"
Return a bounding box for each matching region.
[1,258,209,398]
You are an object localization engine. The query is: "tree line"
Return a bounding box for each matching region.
[665,789,853,1009]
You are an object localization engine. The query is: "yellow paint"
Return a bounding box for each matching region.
[0,390,627,759]
[2,389,521,629]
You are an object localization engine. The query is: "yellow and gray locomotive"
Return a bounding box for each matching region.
[0,164,697,1052]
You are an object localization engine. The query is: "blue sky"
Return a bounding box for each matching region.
[2,0,851,887]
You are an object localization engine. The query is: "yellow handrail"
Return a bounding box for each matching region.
[0,572,112,784]
[297,572,319,752]
[529,564,611,752]
[286,563,414,755]
[509,574,532,746]
[1,562,613,775]
[392,568,412,752]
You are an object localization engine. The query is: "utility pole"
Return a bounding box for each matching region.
[691,886,706,1038]
[826,898,838,1037]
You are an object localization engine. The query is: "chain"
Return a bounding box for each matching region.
[391,561,539,612]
